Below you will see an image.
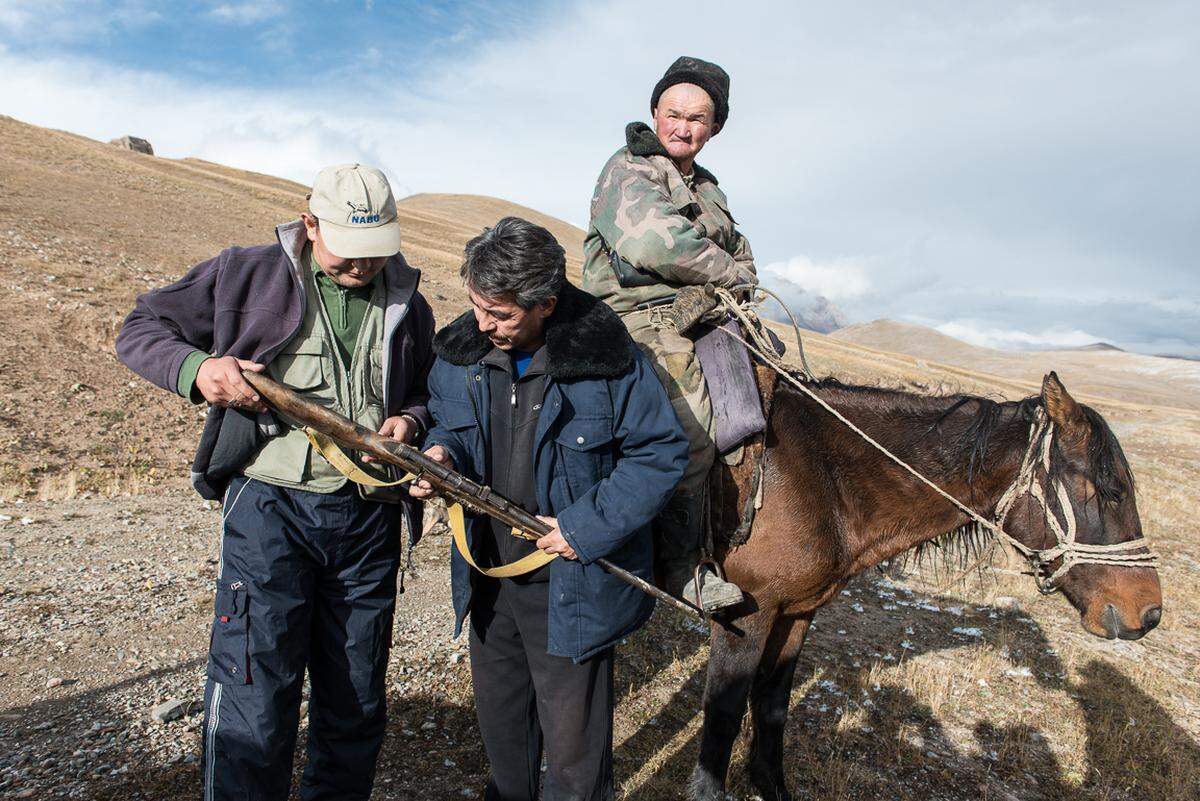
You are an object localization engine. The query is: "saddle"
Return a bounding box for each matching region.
[671,284,785,550]
[674,293,779,550]
[706,359,777,549]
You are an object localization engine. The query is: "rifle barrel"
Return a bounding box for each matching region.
[241,371,705,621]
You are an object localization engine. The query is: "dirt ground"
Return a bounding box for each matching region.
[2,468,1196,800]
[1,115,1198,800]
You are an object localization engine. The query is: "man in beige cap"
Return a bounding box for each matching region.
[117,163,435,801]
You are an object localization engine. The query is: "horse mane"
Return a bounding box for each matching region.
[1077,405,1135,504]
[775,371,1134,579]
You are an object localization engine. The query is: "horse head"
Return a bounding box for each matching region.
[1000,372,1161,640]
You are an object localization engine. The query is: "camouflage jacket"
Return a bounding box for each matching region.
[581,122,755,314]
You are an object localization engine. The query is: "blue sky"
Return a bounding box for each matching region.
[2,1,1197,356]
[3,2,552,83]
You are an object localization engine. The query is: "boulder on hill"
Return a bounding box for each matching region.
[108,135,154,155]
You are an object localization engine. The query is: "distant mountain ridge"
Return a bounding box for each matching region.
[757,275,849,334]
[1070,342,1125,352]
[831,319,1200,411]
[2,111,1198,498]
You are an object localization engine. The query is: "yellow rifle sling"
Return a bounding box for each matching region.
[303,427,557,578]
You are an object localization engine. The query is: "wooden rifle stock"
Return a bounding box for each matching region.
[241,371,705,621]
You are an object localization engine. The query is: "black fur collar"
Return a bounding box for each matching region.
[433,283,635,381]
[624,121,719,186]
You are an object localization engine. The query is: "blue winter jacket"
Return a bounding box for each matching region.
[425,284,688,661]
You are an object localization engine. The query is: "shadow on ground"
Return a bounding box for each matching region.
[613,577,1200,801]
[2,579,1195,800]
[0,659,487,800]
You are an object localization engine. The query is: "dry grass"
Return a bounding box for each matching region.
[606,558,1198,800]
[0,113,1196,799]
[0,114,583,500]
[601,400,1200,800]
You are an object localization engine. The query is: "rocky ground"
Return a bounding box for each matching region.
[2,486,1197,800]
[0,494,488,800]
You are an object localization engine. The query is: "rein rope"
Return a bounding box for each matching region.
[711,286,1158,594]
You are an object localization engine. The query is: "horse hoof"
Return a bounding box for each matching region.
[687,765,726,801]
[748,762,791,801]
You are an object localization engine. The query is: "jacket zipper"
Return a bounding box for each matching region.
[466,370,487,452]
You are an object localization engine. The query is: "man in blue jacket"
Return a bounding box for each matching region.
[409,216,687,800]
[116,164,435,801]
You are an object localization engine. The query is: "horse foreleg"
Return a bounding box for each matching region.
[688,610,775,801]
[747,615,812,801]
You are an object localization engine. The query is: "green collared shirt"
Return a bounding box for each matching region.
[308,246,377,366]
[175,246,379,400]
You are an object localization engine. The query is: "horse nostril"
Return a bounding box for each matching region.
[1141,605,1162,631]
[1101,604,1121,639]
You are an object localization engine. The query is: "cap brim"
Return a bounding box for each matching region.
[319,218,402,259]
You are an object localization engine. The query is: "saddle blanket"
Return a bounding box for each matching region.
[695,318,767,453]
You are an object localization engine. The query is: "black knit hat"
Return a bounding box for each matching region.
[650,56,730,129]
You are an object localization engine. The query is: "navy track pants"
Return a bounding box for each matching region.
[469,578,615,801]
[201,476,401,801]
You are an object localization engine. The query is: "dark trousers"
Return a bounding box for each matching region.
[201,477,400,801]
[469,577,615,801]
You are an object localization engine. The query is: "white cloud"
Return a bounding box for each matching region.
[0,1,38,30]
[931,320,1106,351]
[1147,297,1200,316]
[208,1,284,25]
[0,0,1195,356]
[0,0,66,29]
[0,50,414,193]
[0,0,161,40]
[760,255,871,302]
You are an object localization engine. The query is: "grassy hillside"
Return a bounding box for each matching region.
[0,115,585,496]
[832,319,1200,412]
[0,115,1196,800]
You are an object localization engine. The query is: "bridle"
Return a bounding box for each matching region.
[992,407,1158,594]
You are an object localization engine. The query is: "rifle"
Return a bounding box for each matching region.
[241,371,705,621]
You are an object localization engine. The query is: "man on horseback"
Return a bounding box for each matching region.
[582,56,755,612]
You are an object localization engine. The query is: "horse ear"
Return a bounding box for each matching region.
[1041,371,1083,431]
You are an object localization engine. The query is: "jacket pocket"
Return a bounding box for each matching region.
[207,581,251,685]
[692,188,737,245]
[368,345,385,402]
[429,400,481,475]
[555,417,615,495]
[275,337,330,392]
[437,401,478,437]
[432,393,474,423]
[709,191,738,224]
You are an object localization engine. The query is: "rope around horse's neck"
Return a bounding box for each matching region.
[711,287,1157,592]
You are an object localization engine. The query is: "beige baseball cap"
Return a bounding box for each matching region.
[307,163,402,258]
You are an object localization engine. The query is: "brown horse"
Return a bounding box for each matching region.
[690,370,1162,801]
